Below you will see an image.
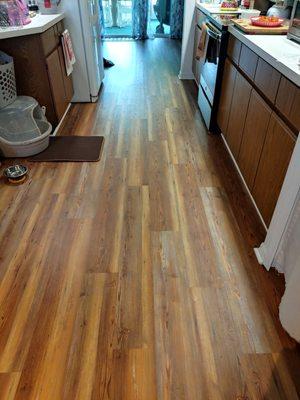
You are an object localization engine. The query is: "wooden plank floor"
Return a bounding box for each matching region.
[0,39,300,399]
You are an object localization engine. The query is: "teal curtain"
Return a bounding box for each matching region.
[132,0,149,39]
[170,0,184,39]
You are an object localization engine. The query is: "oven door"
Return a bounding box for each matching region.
[199,21,222,105]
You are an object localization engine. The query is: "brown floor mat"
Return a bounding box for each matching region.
[32,136,104,162]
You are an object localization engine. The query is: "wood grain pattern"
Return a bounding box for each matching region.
[276,75,300,133]
[239,44,258,81]
[238,90,272,190]
[0,39,299,400]
[254,57,281,104]
[252,112,296,226]
[226,69,252,159]
[217,58,237,136]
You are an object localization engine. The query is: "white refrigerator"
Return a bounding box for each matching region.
[59,0,104,103]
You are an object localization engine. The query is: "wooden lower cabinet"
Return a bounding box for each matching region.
[252,113,296,225]
[226,70,252,159]
[0,20,73,128]
[238,90,272,189]
[217,47,297,227]
[276,75,300,132]
[217,58,237,136]
[46,48,68,121]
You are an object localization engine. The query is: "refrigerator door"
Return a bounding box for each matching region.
[79,0,104,102]
[59,0,92,102]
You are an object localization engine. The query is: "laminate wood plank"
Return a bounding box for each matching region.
[0,39,299,400]
[0,373,21,400]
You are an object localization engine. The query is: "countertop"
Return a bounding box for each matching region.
[229,26,300,87]
[195,1,242,15]
[0,13,65,40]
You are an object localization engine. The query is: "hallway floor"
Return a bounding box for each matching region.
[0,39,300,399]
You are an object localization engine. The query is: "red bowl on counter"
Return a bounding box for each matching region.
[250,16,284,27]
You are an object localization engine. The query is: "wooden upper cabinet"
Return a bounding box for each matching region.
[239,44,258,80]
[227,35,241,65]
[217,59,237,136]
[276,75,300,132]
[238,90,272,190]
[254,58,281,103]
[226,70,252,159]
[252,112,296,226]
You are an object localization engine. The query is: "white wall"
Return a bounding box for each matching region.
[179,0,195,79]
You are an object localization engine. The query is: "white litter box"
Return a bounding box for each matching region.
[0,96,52,158]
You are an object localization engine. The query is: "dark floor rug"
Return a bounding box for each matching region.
[32,136,104,162]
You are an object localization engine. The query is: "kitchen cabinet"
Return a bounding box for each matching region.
[239,44,258,80]
[0,20,73,128]
[238,90,272,189]
[217,33,298,226]
[252,113,296,225]
[254,58,281,104]
[217,58,237,136]
[46,48,68,121]
[226,69,252,159]
[227,35,241,65]
[276,75,300,132]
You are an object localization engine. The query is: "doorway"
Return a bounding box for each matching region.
[101,0,171,38]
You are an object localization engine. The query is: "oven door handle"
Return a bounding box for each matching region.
[205,23,222,41]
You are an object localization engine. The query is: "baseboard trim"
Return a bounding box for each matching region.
[52,103,72,136]
[178,71,194,80]
[221,134,267,232]
[220,134,270,268]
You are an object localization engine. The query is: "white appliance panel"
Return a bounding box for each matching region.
[59,0,104,102]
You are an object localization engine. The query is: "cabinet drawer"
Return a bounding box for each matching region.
[239,44,258,80]
[238,90,272,190]
[252,112,296,225]
[227,35,241,65]
[254,58,281,103]
[40,26,57,57]
[275,75,300,132]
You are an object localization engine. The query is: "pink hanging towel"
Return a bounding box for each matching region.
[61,29,76,76]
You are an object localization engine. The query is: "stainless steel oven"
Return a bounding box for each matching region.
[197,17,228,133]
[288,0,300,43]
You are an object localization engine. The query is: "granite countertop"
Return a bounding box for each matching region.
[229,26,300,87]
[0,13,65,40]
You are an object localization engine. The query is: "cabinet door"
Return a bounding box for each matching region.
[226,70,252,159]
[252,113,296,226]
[58,45,74,103]
[276,75,300,132]
[46,48,67,120]
[192,25,202,84]
[238,90,272,190]
[217,59,237,136]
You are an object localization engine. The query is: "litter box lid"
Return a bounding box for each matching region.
[0,96,44,143]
